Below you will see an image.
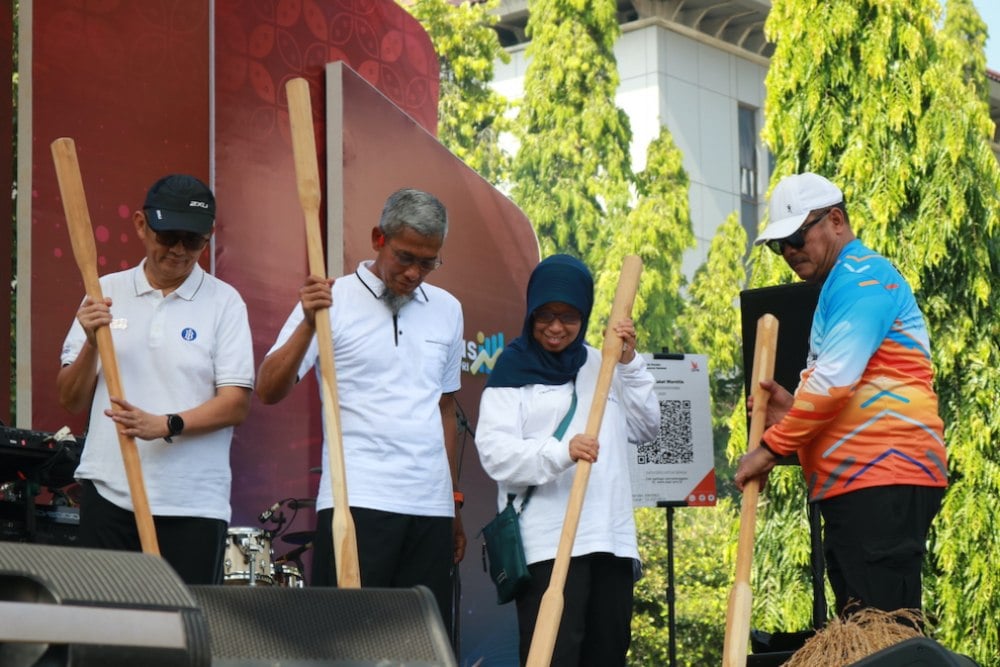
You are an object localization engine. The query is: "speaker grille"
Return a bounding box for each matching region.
[0,541,198,608]
[0,542,210,667]
[190,586,456,666]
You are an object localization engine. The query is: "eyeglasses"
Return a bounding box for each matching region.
[388,244,443,271]
[765,210,830,255]
[154,229,211,251]
[534,309,582,326]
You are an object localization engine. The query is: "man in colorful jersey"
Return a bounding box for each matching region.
[734,172,948,615]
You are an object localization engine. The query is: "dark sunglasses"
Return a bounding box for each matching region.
[765,210,830,255]
[154,229,211,251]
[534,309,582,326]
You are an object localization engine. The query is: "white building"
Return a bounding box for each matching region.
[491,0,1000,275]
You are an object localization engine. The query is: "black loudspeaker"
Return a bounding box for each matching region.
[848,637,981,666]
[189,585,457,667]
[0,541,209,667]
[740,282,821,396]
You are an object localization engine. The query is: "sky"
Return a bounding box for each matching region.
[973,0,1000,71]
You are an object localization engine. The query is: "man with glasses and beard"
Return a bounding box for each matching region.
[256,188,465,633]
[734,172,948,619]
[58,174,254,585]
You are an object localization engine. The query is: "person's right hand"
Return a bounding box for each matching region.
[299,275,334,327]
[568,434,599,463]
[76,297,113,347]
[747,378,794,429]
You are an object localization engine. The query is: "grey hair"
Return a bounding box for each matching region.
[378,188,448,239]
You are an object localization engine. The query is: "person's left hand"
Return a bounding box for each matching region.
[105,396,169,441]
[614,318,638,364]
[452,509,467,564]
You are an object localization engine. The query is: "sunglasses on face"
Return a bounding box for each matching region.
[534,309,582,326]
[154,230,211,251]
[765,210,831,255]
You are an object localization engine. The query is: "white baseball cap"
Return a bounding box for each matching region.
[754,173,844,246]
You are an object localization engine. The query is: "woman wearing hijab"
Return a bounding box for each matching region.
[476,254,660,666]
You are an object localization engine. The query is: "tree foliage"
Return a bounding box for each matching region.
[510,0,633,264]
[631,501,736,666]
[591,128,695,352]
[401,0,512,185]
[676,213,747,495]
[754,0,1000,661]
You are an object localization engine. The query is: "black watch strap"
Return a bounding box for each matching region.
[165,413,184,443]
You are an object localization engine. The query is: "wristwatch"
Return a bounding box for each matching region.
[164,414,184,443]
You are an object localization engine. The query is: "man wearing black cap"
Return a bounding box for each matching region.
[57,174,255,585]
[734,172,948,617]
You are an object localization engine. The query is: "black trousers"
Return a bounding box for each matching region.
[78,479,227,585]
[312,507,454,633]
[819,484,945,615]
[515,553,635,667]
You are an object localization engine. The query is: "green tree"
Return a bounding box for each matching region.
[510,0,633,266]
[921,0,1000,659]
[631,500,736,666]
[591,128,695,352]
[676,212,748,496]
[401,0,512,185]
[753,0,1000,661]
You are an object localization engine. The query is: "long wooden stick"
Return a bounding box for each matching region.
[722,313,779,667]
[525,255,643,667]
[50,138,160,556]
[285,77,361,588]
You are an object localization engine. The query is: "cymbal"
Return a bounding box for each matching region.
[282,530,316,545]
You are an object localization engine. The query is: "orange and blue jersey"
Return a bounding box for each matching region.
[763,239,948,502]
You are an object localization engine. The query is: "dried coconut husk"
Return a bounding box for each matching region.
[782,607,926,667]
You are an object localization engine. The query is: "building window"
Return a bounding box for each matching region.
[738,106,758,246]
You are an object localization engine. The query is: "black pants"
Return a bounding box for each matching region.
[313,507,454,633]
[819,485,945,615]
[78,479,227,585]
[515,553,634,667]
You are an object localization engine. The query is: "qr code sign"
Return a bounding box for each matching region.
[636,399,693,464]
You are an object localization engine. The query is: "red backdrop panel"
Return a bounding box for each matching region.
[213,0,443,524]
[30,1,210,431]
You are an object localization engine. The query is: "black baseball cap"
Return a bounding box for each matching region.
[143,174,216,235]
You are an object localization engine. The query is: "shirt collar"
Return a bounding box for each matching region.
[132,259,205,301]
[355,260,429,304]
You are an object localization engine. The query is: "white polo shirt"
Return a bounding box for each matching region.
[268,261,463,517]
[61,261,254,522]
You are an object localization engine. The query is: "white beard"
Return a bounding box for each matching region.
[381,289,414,315]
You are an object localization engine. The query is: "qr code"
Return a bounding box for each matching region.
[636,399,693,464]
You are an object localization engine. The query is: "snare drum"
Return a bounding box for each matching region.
[222,527,273,585]
[274,562,305,588]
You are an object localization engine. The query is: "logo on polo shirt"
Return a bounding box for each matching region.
[181,327,198,341]
[463,330,504,375]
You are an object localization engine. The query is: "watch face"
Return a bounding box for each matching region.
[168,414,184,435]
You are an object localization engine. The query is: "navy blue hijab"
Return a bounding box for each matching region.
[486,254,594,388]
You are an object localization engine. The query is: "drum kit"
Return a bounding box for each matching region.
[222,497,317,587]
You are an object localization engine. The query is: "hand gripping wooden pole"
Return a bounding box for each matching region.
[50,138,160,556]
[722,313,779,667]
[525,255,643,667]
[285,77,361,588]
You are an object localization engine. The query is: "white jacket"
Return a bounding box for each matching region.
[476,348,659,564]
